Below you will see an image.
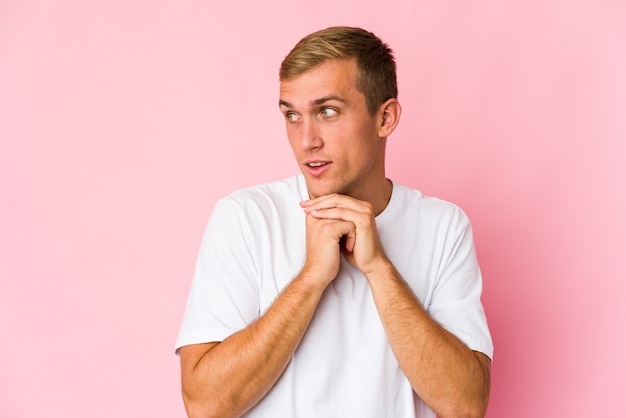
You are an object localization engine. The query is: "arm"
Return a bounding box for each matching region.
[365,261,491,418]
[302,194,491,418]
[180,210,356,418]
[180,272,325,418]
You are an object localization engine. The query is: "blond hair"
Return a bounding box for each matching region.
[279,26,397,114]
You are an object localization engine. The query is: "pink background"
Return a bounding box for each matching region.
[1,1,625,417]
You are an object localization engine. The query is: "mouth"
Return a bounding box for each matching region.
[303,160,331,176]
[306,161,329,168]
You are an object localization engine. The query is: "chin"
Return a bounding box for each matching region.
[304,180,348,200]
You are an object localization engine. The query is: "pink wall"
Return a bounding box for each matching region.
[1,1,624,417]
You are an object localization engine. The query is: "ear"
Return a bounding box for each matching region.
[378,98,401,138]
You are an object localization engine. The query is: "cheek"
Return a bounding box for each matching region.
[287,140,300,157]
[321,123,349,144]
[285,127,299,150]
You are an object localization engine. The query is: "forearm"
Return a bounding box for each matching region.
[366,261,491,418]
[180,274,326,418]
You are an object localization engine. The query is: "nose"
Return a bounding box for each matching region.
[299,118,323,151]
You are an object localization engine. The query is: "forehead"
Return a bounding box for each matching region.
[279,59,362,107]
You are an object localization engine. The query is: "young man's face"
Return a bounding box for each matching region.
[279,59,387,200]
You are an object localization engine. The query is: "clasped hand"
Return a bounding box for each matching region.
[299,194,387,287]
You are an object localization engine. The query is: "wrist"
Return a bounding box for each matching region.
[362,256,396,282]
[295,268,333,295]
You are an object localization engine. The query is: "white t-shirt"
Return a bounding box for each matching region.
[176,174,493,417]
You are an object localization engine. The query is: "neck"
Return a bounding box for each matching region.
[368,177,393,216]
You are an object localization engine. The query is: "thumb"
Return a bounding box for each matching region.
[342,225,357,253]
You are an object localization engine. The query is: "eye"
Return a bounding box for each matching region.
[285,112,300,123]
[320,107,338,118]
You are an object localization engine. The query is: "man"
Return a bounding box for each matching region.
[176,26,493,418]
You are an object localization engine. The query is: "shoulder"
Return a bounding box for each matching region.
[222,175,303,205]
[208,175,306,233]
[201,175,305,249]
[214,175,304,213]
[390,182,471,228]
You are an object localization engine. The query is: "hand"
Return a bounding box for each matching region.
[300,194,388,277]
[300,208,355,288]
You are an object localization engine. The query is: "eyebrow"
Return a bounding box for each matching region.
[312,95,345,106]
[279,95,346,109]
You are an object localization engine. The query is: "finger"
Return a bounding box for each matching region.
[343,226,356,252]
[300,194,338,210]
[306,214,355,242]
[309,206,371,226]
[301,194,371,215]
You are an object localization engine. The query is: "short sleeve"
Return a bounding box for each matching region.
[428,207,494,359]
[175,198,260,353]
